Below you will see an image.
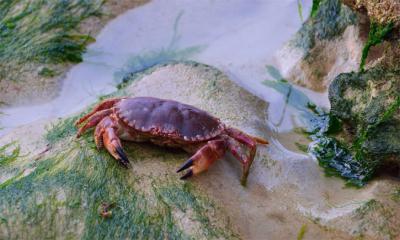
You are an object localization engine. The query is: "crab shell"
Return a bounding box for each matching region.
[115,97,225,142]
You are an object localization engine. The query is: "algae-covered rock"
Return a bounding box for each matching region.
[0,62,267,239]
[329,67,400,162]
[275,0,400,185]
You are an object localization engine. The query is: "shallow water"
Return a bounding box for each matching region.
[0,0,315,136]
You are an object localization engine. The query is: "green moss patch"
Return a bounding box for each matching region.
[0,141,20,167]
[0,0,102,82]
[45,115,80,145]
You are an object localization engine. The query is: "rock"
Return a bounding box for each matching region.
[275,0,361,91]
[342,0,400,28]
[0,62,267,239]
[329,67,400,162]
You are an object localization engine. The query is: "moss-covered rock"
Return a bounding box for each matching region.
[0,0,149,106]
[329,67,400,163]
[275,0,400,185]
[0,62,268,239]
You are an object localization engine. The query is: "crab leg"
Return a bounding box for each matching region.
[177,139,226,179]
[226,128,268,186]
[75,98,121,126]
[76,109,113,138]
[97,116,130,168]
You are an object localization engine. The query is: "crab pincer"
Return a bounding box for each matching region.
[177,139,226,179]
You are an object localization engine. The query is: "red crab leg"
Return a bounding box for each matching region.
[76,109,113,138]
[98,116,130,168]
[75,98,121,126]
[177,139,226,179]
[226,128,268,186]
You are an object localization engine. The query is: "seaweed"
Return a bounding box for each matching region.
[38,67,57,78]
[115,46,202,89]
[352,96,400,160]
[391,188,400,203]
[0,132,233,239]
[0,141,20,167]
[297,0,304,22]
[310,135,376,186]
[45,115,79,145]
[295,142,309,153]
[263,65,317,128]
[115,12,204,89]
[297,224,307,240]
[0,0,103,82]
[310,0,322,18]
[359,21,394,71]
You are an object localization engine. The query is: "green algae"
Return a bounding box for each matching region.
[297,0,304,22]
[310,0,322,18]
[45,115,80,145]
[0,143,230,239]
[38,67,57,78]
[154,181,236,239]
[115,46,202,90]
[306,106,377,187]
[0,142,20,167]
[391,188,400,203]
[295,142,309,153]
[312,111,399,186]
[114,12,204,88]
[0,0,102,82]
[297,224,307,240]
[359,21,394,71]
[310,135,376,186]
[263,65,313,114]
[352,96,400,160]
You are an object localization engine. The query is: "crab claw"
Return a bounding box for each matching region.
[177,159,193,173]
[115,146,130,168]
[100,117,131,168]
[177,139,226,180]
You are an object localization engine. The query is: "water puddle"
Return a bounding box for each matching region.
[0,0,315,136]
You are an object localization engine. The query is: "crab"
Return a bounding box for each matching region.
[75,97,268,185]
